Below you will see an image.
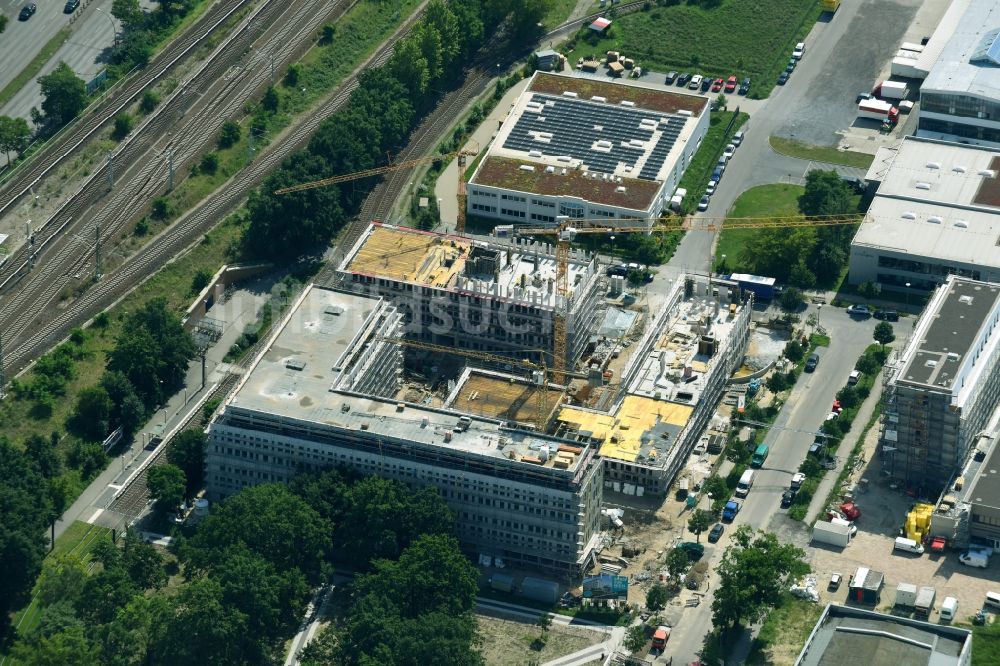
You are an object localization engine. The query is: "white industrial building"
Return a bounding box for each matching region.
[336,222,603,367]
[467,72,710,229]
[554,275,751,495]
[849,137,1000,292]
[206,285,605,576]
[917,0,1000,146]
[880,276,1000,495]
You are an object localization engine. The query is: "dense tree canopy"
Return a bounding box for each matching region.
[147,464,186,516]
[167,430,207,494]
[0,115,31,161]
[37,63,87,128]
[711,525,810,630]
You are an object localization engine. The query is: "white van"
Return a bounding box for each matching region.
[986,591,1000,611]
[959,550,989,568]
[735,469,755,498]
[894,536,925,554]
[940,596,958,621]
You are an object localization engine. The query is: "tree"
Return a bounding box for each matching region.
[779,286,804,312]
[535,612,552,632]
[799,170,855,218]
[0,438,52,630]
[646,582,668,614]
[111,0,143,28]
[139,90,160,114]
[874,321,895,350]
[665,548,689,585]
[112,113,134,140]
[151,578,250,665]
[687,509,713,542]
[0,15,7,35]
[122,530,167,589]
[37,555,87,607]
[200,151,219,174]
[835,385,860,410]
[24,432,62,478]
[11,623,100,666]
[711,525,810,631]
[68,385,114,441]
[147,464,186,515]
[101,594,171,666]
[0,115,31,161]
[100,370,146,435]
[190,268,213,295]
[38,62,87,128]
[624,625,647,653]
[167,430,206,495]
[783,339,804,363]
[218,120,241,148]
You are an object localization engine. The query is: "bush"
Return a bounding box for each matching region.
[151,197,171,220]
[284,63,301,88]
[190,269,213,295]
[200,152,219,174]
[134,217,149,236]
[779,287,804,312]
[218,121,241,149]
[139,90,160,114]
[112,113,134,140]
[784,339,804,363]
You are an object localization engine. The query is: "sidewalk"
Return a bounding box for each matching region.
[803,369,883,524]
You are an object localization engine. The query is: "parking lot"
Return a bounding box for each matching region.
[774,0,944,148]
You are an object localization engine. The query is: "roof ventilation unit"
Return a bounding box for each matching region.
[926,162,941,169]
[616,186,627,193]
[620,100,636,107]
[591,95,607,102]
[952,165,967,173]
[928,216,943,224]
[528,150,543,157]
[915,182,931,190]
[519,164,536,172]
[677,110,693,117]
[979,169,996,177]
[954,220,969,229]
[902,211,917,220]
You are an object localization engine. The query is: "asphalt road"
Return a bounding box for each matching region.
[0,0,77,94]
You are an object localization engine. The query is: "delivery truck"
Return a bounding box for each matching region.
[874,80,909,100]
[812,520,852,548]
[895,582,918,607]
[858,99,900,123]
[891,57,927,79]
[915,586,936,617]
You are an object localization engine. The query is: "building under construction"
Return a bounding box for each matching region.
[336,222,603,367]
[880,276,1000,495]
[554,275,752,495]
[205,284,605,576]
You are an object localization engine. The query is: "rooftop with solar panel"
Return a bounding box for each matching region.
[467,72,710,221]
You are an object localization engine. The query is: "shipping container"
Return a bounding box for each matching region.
[520,577,560,604]
[915,586,936,616]
[895,582,918,607]
[812,520,851,548]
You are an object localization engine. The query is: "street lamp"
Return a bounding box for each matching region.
[610,235,615,257]
[95,8,118,43]
[904,282,911,309]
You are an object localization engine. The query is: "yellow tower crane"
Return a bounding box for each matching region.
[273,147,479,232]
[374,336,589,430]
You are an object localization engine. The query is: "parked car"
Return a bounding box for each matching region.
[790,472,805,489]
[723,143,736,158]
[847,304,873,317]
[711,77,724,92]
[780,489,796,508]
[828,573,842,590]
[18,3,37,20]
[665,71,678,84]
[738,77,751,95]
[64,0,80,12]
[700,76,712,92]
[777,72,789,85]
[732,129,745,145]
[724,75,738,93]
[677,72,692,86]
[856,91,872,103]
[689,74,703,90]
[722,499,741,522]
[805,352,819,372]
[874,309,899,321]
[792,42,805,59]
[677,541,705,560]
[707,523,725,543]
[848,370,862,385]
[785,61,796,75]
[705,182,716,196]
[606,264,628,277]
[698,195,710,211]
[708,177,719,190]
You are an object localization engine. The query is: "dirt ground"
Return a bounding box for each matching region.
[476,615,603,666]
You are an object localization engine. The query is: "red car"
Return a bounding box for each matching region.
[710,78,724,92]
[724,76,738,93]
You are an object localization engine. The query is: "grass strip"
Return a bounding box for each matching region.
[677,110,748,212]
[0,27,72,108]
[769,136,875,169]
[715,183,804,269]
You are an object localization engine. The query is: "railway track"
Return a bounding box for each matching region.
[0,0,347,350]
[0,0,260,223]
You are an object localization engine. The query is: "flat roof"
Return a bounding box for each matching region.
[447,369,566,426]
[228,285,591,473]
[964,407,1000,509]
[923,0,1000,101]
[469,72,707,210]
[472,157,664,210]
[340,222,595,304]
[796,604,971,666]
[898,277,1000,391]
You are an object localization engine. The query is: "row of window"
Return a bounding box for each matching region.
[877,255,982,280]
[922,93,1000,123]
[532,199,555,208]
[531,213,555,223]
[919,116,1000,144]
[501,207,526,218]
[472,190,498,198]
[501,193,526,202]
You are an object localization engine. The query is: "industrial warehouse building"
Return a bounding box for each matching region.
[554,275,751,495]
[850,137,1000,292]
[795,604,972,666]
[205,285,605,576]
[880,276,1000,495]
[336,222,603,367]
[467,72,710,229]
[918,0,1000,147]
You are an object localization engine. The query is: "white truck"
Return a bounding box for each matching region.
[874,80,909,101]
[895,582,918,607]
[812,520,852,548]
[891,56,927,79]
[915,586,936,617]
[858,99,900,123]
